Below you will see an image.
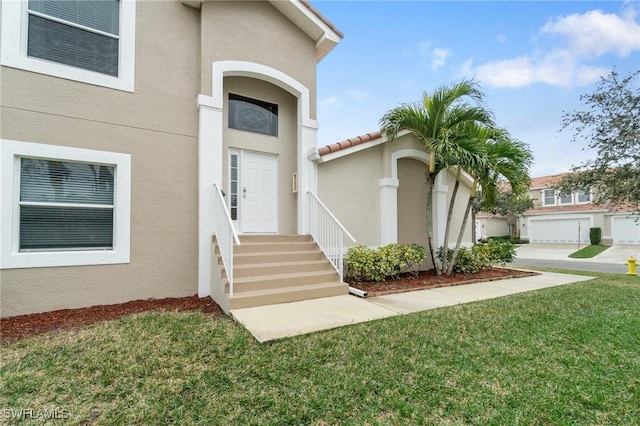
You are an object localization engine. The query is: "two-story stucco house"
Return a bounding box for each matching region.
[1,0,473,319]
[476,173,640,245]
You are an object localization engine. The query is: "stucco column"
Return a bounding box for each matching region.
[379,177,399,245]
[299,121,318,234]
[197,94,223,298]
[433,171,448,248]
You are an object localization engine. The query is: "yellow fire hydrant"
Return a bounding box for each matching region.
[627,256,637,276]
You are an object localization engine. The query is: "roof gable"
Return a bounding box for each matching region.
[182,0,342,62]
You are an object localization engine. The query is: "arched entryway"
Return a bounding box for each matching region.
[197,61,318,297]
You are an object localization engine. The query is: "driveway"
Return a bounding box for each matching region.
[513,243,639,274]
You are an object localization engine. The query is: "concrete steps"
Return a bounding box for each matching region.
[215,234,347,310]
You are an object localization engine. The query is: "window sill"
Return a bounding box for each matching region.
[1,250,130,269]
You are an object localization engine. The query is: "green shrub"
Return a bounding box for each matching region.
[402,244,426,276]
[437,246,483,274]
[473,239,516,266]
[344,243,426,282]
[344,245,384,282]
[589,227,602,245]
[438,239,516,274]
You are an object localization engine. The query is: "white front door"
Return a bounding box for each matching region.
[240,151,277,233]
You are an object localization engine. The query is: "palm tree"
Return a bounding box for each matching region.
[439,123,489,273]
[379,80,494,275]
[446,128,533,274]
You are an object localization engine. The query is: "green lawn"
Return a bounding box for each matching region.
[2,270,639,425]
[569,244,610,258]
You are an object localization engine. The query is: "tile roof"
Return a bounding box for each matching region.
[530,173,567,188]
[525,204,607,215]
[300,0,345,38]
[318,131,382,156]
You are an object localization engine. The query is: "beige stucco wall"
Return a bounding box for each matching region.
[397,158,428,247]
[317,145,383,246]
[318,134,475,256]
[1,0,320,317]
[397,158,433,269]
[199,0,317,118]
[396,159,474,251]
[222,76,298,234]
[478,217,509,239]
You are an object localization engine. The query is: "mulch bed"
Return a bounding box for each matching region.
[1,295,224,343]
[2,267,537,343]
[350,267,539,296]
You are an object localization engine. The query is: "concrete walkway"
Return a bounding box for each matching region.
[231,271,594,343]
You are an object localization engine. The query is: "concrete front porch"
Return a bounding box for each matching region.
[214,234,348,310]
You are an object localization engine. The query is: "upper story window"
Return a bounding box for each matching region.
[1,139,131,269]
[1,0,136,92]
[543,189,556,206]
[541,188,593,207]
[27,0,120,76]
[558,193,573,205]
[576,189,591,204]
[228,94,278,137]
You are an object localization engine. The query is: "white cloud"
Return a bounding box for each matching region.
[348,89,371,100]
[319,96,340,107]
[472,53,609,88]
[462,7,639,88]
[496,34,506,44]
[542,9,640,58]
[418,41,431,60]
[431,48,451,71]
[417,41,451,71]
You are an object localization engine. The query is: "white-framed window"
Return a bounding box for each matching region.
[1,139,131,269]
[576,189,591,204]
[558,192,573,205]
[542,189,556,206]
[1,0,136,92]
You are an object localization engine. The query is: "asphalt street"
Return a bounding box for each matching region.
[512,258,627,274]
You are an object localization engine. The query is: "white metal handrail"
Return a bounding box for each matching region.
[213,183,240,296]
[308,191,356,282]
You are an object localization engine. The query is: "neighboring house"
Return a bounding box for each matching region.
[475,212,510,242]
[315,130,475,270]
[0,0,346,317]
[478,174,640,245]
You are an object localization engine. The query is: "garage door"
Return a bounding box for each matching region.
[612,217,640,244]
[529,218,591,244]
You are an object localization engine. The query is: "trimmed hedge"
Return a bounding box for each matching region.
[590,227,602,245]
[344,244,426,282]
[438,239,517,274]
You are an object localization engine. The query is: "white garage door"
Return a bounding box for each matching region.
[612,217,640,244]
[529,218,591,244]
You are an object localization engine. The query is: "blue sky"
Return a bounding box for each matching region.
[313,1,640,177]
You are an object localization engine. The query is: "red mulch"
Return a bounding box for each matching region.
[350,267,539,296]
[2,268,537,343]
[1,295,224,343]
